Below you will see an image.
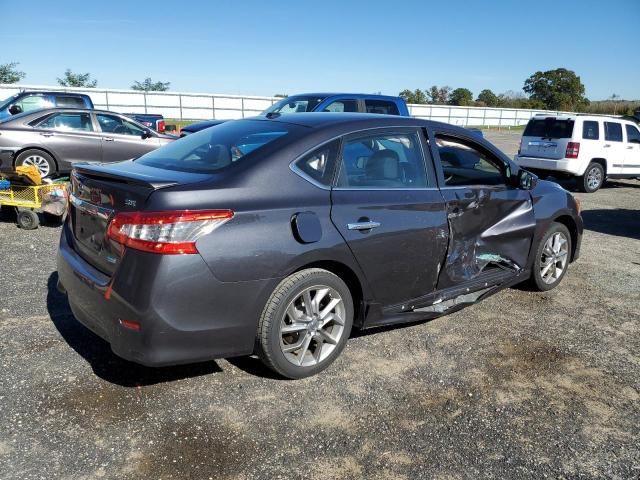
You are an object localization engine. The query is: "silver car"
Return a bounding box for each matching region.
[0,108,175,177]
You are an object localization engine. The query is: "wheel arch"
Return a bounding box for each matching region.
[293,260,365,327]
[589,158,607,175]
[552,214,578,262]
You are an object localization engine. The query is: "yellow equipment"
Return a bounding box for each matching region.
[0,183,67,229]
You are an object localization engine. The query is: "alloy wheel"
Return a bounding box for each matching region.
[586,166,602,191]
[21,154,50,177]
[540,232,569,285]
[280,285,346,367]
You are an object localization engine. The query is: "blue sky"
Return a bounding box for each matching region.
[1,0,638,99]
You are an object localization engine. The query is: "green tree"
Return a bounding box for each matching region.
[399,88,427,104]
[131,78,171,92]
[57,69,97,88]
[427,85,451,104]
[0,62,26,84]
[523,68,588,111]
[476,89,499,107]
[449,88,473,106]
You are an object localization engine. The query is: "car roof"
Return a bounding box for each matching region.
[245,112,426,128]
[287,93,402,101]
[19,91,90,97]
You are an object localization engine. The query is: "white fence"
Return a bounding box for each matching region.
[0,83,569,126]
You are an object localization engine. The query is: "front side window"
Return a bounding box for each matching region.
[37,113,93,132]
[55,96,86,108]
[323,100,358,113]
[435,135,506,186]
[294,141,339,186]
[582,120,599,140]
[97,114,145,136]
[137,120,298,174]
[604,122,623,142]
[16,95,51,113]
[337,131,427,188]
[365,100,399,115]
[625,124,640,143]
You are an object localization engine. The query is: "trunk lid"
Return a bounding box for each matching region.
[520,117,575,160]
[69,161,211,275]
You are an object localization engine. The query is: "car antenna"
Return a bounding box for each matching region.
[266,112,281,119]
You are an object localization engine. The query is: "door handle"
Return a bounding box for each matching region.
[603,144,611,148]
[40,132,54,137]
[348,221,381,231]
[627,146,633,150]
[102,137,114,142]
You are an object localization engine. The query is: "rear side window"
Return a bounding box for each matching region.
[604,122,623,142]
[337,131,427,188]
[55,96,86,108]
[323,100,358,113]
[37,112,93,131]
[625,124,640,143]
[293,141,339,187]
[582,121,599,140]
[137,120,298,173]
[524,118,574,139]
[365,100,399,115]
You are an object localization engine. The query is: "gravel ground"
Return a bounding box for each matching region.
[1,130,639,479]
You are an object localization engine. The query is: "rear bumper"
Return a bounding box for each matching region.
[515,155,584,176]
[56,221,279,367]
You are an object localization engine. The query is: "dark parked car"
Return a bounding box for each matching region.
[0,91,94,120]
[0,108,174,177]
[57,114,583,379]
[178,93,411,137]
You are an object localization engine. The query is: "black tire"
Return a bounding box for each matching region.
[529,223,572,292]
[17,209,39,230]
[14,149,57,179]
[579,162,604,193]
[257,268,354,379]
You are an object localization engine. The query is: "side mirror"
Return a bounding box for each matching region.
[517,169,537,190]
[141,128,153,139]
[8,104,22,115]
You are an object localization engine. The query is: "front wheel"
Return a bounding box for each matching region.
[257,268,353,379]
[529,223,571,291]
[579,162,604,193]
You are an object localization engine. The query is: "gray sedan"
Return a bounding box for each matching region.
[0,108,175,177]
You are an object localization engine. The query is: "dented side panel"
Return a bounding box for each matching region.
[437,186,536,289]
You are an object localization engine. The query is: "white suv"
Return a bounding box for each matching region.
[514,114,640,192]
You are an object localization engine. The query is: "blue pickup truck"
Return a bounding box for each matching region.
[180,93,411,137]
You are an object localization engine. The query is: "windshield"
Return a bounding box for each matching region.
[524,118,575,139]
[263,95,326,114]
[136,120,299,174]
[0,94,19,111]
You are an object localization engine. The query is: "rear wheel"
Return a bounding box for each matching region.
[579,162,604,193]
[14,149,56,179]
[257,268,353,379]
[529,223,571,291]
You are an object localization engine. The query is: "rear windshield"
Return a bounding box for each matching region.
[136,120,298,173]
[524,118,574,139]
[263,95,326,114]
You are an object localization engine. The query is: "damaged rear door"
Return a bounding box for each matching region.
[428,129,536,290]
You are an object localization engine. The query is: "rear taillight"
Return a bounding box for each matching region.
[157,120,165,133]
[106,210,233,254]
[566,142,580,159]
